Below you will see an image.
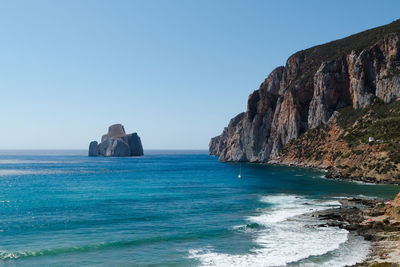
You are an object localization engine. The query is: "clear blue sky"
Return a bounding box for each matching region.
[0,0,399,149]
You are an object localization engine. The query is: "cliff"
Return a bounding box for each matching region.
[274,100,400,184]
[210,20,400,183]
[89,124,144,157]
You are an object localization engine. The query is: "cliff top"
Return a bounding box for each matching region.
[287,19,400,88]
[107,124,126,137]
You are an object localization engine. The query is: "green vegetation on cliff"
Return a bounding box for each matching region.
[279,99,400,183]
[337,100,400,167]
[337,99,400,145]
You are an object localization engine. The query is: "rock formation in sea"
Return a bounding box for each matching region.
[88,124,144,157]
[210,20,400,183]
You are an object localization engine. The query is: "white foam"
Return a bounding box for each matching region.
[332,194,378,200]
[250,195,341,224]
[351,180,379,186]
[294,234,370,266]
[318,200,342,206]
[189,194,367,267]
[259,194,301,204]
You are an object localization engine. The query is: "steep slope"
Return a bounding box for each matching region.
[210,19,400,182]
[275,100,400,184]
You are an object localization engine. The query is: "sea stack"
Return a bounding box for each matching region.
[88,124,144,157]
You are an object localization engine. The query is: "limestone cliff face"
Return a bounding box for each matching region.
[309,33,400,128]
[210,21,400,163]
[89,124,144,157]
[211,59,311,162]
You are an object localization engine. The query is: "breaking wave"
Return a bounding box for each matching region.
[189,194,369,267]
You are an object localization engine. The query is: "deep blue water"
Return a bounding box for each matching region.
[0,150,398,266]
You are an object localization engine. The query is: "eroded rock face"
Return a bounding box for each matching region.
[210,32,400,162]
[88,141,98,156]
[385,192,400,220]
[88,124,144,157]
[309,32,400,128]
[308,57,351,128]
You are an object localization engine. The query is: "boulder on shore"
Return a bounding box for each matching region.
[88,124,144,157]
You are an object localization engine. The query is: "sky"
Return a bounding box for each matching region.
[0,0,399,150]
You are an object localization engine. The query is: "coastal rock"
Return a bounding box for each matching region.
[97,138,130,157]
[122,133,144,156]
[385,192,400,220]
[88,124,144,157]
[210,21,400,163]
[88,141,98,156]
[107,124,126,137]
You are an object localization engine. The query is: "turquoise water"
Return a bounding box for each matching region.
[0,150,398,266]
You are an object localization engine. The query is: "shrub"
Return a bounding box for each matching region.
[332,151,343,160]
[352,150,364,155]
[341,153,351,159]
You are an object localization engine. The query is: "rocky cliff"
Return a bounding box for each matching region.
[274,99,400,184]
[210,19,400,182]
[89,124,144,157]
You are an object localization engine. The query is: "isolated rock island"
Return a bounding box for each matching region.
[88,124,144,157]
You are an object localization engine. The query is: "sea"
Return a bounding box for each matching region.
[0,150,398,266]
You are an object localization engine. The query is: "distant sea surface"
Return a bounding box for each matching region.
[0,150,398,266]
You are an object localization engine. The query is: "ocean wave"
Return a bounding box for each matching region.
[292,233,370,266]
[249,195,341,224]
[351,180,381,186]
[0,169,66,176]
[332,195,378,200]
[0,160,61,164]
[0,241,133,260]
[189,194,367,267]
[232,222,262,233]
[0,169,98,176]
[0,237,179,260]
[0,229,229,261]
[0,159,99,165]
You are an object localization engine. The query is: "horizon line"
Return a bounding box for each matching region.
[0,148,209,151]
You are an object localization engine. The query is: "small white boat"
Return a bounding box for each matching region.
[238,164,242,179]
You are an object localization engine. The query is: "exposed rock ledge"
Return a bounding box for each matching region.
[88,124,144,157]
[310,194,400,266]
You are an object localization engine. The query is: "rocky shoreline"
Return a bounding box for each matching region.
[309,196,400,266]
[268,159,400,186]
[247,158,400,265]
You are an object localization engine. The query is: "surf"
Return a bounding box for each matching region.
[189,194,369,267]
